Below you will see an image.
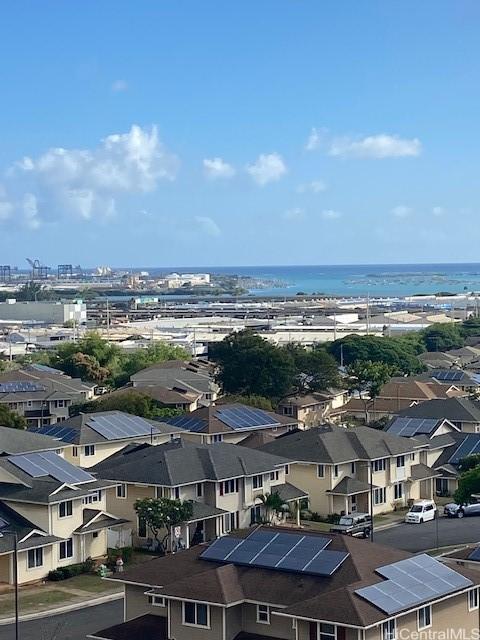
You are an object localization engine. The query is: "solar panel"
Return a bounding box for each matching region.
[167,415,205,432]
[86,413,161,441]
[216,407,279,430]
[468,547,480,561]
[8,451,94,485]
[29,424,79,444]
[0,382,46,394]
[387,417,439,437]
[356,554,473,614]
[200,529,344,577]
[448,435,480,464]
[432,370,464,382]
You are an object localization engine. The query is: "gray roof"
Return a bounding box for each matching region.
[131,362,219,397]
[274,482,308,502]
[396,397,480,423]
[261,425,416,464]
[409,464,441,481]
[327,477,373,496]
[74,509,129,534]
[189,501,229,522]
[92,440,288,486]
[433,432,480,470]
[0,426,65,455]
[0,367,93,401]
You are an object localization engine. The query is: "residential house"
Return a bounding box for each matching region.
[0,451,124,585]
[0,425,67,456]
[92,440,305,548]
[394,397,480,433]
[104,385,201,413]
[260,425,439,517]
[432,433,480,496]
[418,351,460,370]
[89,525,480,640]
[443,545,480,572]
[165,403,299,444]
[445,346,480,367]
[277,389,348,426]
[414,369,480,395]
[28,411,185,468]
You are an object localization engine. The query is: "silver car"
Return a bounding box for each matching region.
[444,501,480,518]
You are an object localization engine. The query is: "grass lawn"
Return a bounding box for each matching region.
[0,590,75,616]
[61,574,122,593]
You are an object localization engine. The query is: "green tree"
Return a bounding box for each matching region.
[461,316,480,339]
[457,454,480,473]
[258,492,288,524]
[346,360,394,423]
[454,467,480,505]
[0,406,27,429]
[420,323,464,352]
[221,395,274,411]
[111,342,189,387]
[15,281,57,302]
[286,344,340,393]
[70,390,182,419]
[134,497,193,553]
[328,335,423,374]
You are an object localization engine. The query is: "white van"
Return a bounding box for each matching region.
[405,500,437,524]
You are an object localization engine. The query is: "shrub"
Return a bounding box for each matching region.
[47,558,94,582]
[107,546,133,568]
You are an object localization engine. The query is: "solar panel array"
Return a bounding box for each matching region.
[201,529,349,577]
[8,451,94,484]
[216,407,279,430]
[387,417,440,437]
[468,547,480,561]
[0,382,46,394]
[448,434,480,465]
[167,414,206,432]
[431,370,464,382]
[30,364,64,375]
[87,413,161,441]
[355,554,472,615]
[29,423,79,444]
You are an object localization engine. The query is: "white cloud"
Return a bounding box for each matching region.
[246,153,287,186]
[321,209,342,220]
[195,216,221,237]
[391,205,412,218]
[283,207,305,221]
[297,179,327,194]
[203,157,235,179]
[112,80,128,92]
[305,127,323,151]
[1,124,179,228]
[329,134,421,158]
[432,206,445,216]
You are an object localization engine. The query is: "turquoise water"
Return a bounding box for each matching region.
[144,264,480,297]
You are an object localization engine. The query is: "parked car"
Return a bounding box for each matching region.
[444,501,480,518]
[330,512,372,538]
[405,500,437,524]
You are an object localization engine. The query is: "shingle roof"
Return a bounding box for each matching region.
[0,426,65,454]
[260,425,416,464]
[396,397,480,423]
[327,477,373,496]
[88,614,166,640]
[274,482,308,502]
[92,440,288,486]
[409,463,441,481]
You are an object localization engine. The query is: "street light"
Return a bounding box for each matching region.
[0,531,19,640]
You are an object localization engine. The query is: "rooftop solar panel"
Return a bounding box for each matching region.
[355,553,473,615]
[87,413,160,441]
[387,417,439,437]
[29,424,79,444]
[448,435,480,465]
[8,451,94,485]
[468,547,480,561]
[0,382,46,394]
[216,407,279,430]
[168,415,205,432]
[432,370,464,382]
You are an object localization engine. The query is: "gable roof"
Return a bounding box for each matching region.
[433,432,480,469]
[0,426,65,454]
[260,425,417,464]
[396,397,480,423]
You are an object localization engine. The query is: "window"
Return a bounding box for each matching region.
[373,487,386,505]
[468,588,479,611]
[333,465,339,478]
[27,548,43,569]
[72,446,79,457]
[252,475,263,490]
[148,594,165,606]
[221,479,239,495]
[116,484,127,499]
[285,464,289,475]
[196,483,203,498]
[410,453,415,461]
[93,531,98,539]
[256,604,270,624]
[317,464,325,478]
[270,471,279,481]
[183,602,209,627]
[418,605,431,630]
[138,516,147,538]
[372,459,386,473]
[396,455,405,468]
[212,434,223,443]
[83,491,102,505]
[351,462,356,475]
[173,487,180,500]
[394,483,403,501]
[283,406,293,416]
[382,619,396,640]
[84,445,95,457]
[59,538,73,560]
[319,623,336,640]
[58,500,73,518]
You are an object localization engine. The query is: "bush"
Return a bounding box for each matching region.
[107,546,133,569]
[47,558,94,582]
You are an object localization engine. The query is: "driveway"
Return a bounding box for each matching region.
[375,515,480,552]
[0,599,123,640]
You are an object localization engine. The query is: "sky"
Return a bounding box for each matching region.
[1,1,480,268]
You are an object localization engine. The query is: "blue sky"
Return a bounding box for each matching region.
[1,1,479,267]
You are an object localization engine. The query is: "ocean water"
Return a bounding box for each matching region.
[144,264,480,297]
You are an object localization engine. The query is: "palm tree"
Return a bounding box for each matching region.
[258,492,288,524]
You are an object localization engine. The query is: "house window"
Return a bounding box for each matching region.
[351,462,356,475]
[116,484,127,499]
[382,619,396,640]
[418,605,431,630]
[148,594,165,606]
[285,464,289,475]
[333,465,339,478]
[256,604,270,624]
[317,465,325,478]
[396,456,405,468]
[93,532,98,539]
[373,487,386,505]
[372,459,386,473]
[84,445,95,457]
[174,487,180,500]
[394,483,403,501]
[83,491,102,505]
[138,516,147,538]
[212,434,223,443]
[72,447,79,457]
[319,623,336,640]
[252,475,263,490]
[410,453,415,461]
[183,602,209,628]
[270,471,280,481]
[59,538,74,560]
[58,500,73,518]
[27,548,43,569]
[283,406,293,416]
[196,483,203,498]
[222,479,239,495]
[468,588,479,611]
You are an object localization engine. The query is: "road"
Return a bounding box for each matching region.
[0,599,123,640]
[375,515,480,552]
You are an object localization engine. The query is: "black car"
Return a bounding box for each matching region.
[330,512,372,538]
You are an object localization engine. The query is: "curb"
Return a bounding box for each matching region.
[0,591,123,626]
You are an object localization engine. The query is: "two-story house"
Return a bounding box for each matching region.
[0,451,124,585]
[92,440,306,548]
[165,403,299,445]
[393,397,480,433]
[277,389,349,426]
[260,425,439,517]
[28,410,185,467]
[89,525,480,640]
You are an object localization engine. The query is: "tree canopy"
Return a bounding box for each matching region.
[420,323,464,352]
[70,389,181,419]
[134,497,193,553]
[454,466,480,505]
[0,406,27,430]
[346,360,394,423]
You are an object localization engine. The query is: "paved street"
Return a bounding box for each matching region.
[0,599,123,640]
[375,515,480,552]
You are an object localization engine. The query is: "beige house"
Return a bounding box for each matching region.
[261,425,440,517]
[28,410,185,468]
[277,389,348,426]
[0,451,124,585]
[89,525,480,640]
[92,440,306,549]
